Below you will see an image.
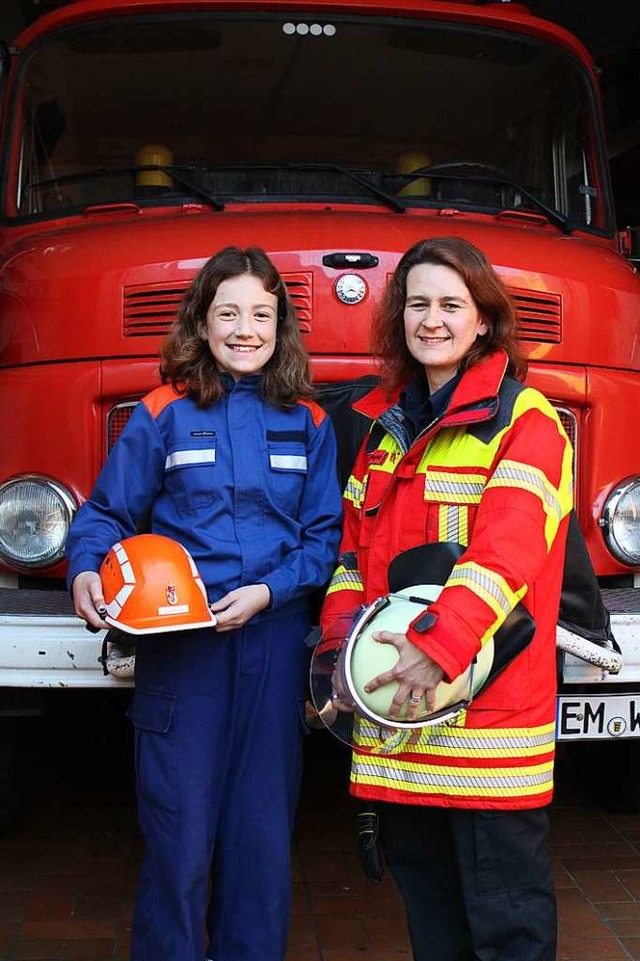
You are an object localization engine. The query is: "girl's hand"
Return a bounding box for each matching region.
[364,630,446,721]
[210,583,271,632]
[72,571,110,631]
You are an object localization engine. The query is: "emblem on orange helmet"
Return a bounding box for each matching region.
[99,533,217,634]
[166,583,178,605]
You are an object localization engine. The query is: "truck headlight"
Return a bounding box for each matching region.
[0,475,76,569]
[600,477,640,566]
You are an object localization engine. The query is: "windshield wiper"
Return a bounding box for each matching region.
[24,165,225,211]
[185,162,407,212]
[393,162,572,234]
[277,163,406,213]
[26,162,408,214]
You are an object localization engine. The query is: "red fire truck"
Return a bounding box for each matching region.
[1,0,639,812]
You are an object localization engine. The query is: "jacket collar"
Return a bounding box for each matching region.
[220,371,263,392]
[353,350,509,424]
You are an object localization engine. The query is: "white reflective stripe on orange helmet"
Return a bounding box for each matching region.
[104,541,136,620]
[113,540,136,585]
[106,583,135,620]
[184,548,209,601]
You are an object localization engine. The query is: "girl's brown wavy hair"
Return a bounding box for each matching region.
[371,235,527,395]
[160,246,313,408]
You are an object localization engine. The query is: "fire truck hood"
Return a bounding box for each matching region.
[1,206,639,371]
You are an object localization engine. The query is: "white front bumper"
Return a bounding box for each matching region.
[0,608,636,691]
[0,612,132,688]
[561,614,640,685]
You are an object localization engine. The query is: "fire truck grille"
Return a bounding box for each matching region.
[554,407,578,498]
[509,288,562,343]
[107,402,139,454]
[122,274,313,336]
[555,408,576,450]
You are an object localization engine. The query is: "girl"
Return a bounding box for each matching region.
[66,246,342,961]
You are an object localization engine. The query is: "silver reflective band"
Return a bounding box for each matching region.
[270,454,307,470]
[352,758,552,790]
[165,449,216,469]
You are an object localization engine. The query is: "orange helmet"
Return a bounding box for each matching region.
[99,533,217,634]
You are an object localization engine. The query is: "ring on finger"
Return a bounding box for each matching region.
[409,692,422,703]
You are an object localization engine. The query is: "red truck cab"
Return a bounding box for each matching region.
[1,0,639,806]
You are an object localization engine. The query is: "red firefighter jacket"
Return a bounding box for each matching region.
[320,350,574,809]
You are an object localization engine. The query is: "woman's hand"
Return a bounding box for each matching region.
[72,571,110,631]
[210,583,271,632]
[364,630,445,721]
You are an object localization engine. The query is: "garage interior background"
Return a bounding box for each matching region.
[1,0,639,230]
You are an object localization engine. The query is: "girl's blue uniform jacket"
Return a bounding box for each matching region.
[66,374,343,611]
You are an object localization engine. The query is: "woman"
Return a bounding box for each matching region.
[321,236,573,961]
[66,246,343,961]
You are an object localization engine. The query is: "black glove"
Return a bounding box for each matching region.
[356,806,384,883]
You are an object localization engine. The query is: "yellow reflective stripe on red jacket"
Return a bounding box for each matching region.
[344,474,366,509]
[351,719,555,800]
[438,505,470,545]
[447,560,526,622]
[351,755,554,799]
[485,457,573,548]
[422,470,486,503]
[325,564,364,596]
[354,717,555,758]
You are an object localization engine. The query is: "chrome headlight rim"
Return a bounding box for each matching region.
[600,475,640,567]
[0,474,77,570]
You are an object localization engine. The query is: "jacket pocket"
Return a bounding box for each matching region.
[127,689,178,814]
[267,442,307,512]
[164,437,217,513]
[128,688,176,733]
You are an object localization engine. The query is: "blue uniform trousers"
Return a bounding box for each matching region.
[127,612,311,961]
[378,802,557,961]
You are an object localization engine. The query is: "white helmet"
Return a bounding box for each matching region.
[338,582,494,729]
[309,542,535,743]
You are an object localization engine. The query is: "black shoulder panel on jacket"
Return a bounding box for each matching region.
[314,376,379,489]
[466,377,525,445]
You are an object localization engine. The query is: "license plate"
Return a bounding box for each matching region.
[557,695,640,740]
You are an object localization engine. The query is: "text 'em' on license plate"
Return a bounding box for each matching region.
[557,695,640,740]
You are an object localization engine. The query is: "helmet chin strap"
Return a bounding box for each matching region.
[100,629,136,678]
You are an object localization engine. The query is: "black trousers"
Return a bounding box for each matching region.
[378,803,557,961]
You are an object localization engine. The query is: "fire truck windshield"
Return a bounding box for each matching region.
[8,13,611,232]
